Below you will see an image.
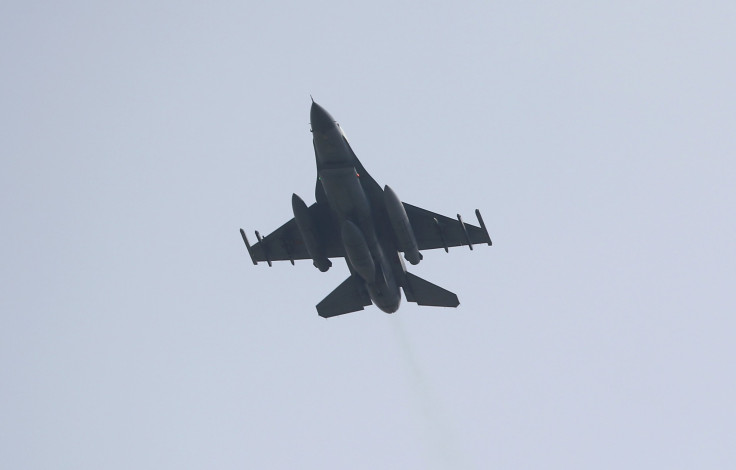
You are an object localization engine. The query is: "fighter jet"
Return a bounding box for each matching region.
[240,100,492,318]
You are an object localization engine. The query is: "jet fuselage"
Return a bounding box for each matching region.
[240,100,492,317]
[310,102,402,313]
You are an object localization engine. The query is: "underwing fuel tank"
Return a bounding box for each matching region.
[341,220,375,282]
[383,185,423,265]
[291,193,332,272]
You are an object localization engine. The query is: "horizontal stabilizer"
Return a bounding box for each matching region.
[403,272,459,308]
[317,275,372,318]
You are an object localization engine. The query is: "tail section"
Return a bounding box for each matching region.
[402,272,460,308]
[316,275,372,318]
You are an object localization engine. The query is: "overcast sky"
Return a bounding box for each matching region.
[2,1,735,469]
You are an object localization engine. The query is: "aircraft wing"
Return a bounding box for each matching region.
[240,203,342,265]
[403,203,492,252]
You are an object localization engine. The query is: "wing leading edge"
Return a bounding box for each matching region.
[240,202,343,266]
[403,203,492,252]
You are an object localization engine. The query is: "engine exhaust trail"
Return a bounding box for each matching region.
[390,317,471,470]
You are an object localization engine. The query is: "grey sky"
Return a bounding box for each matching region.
[2,1,735,469]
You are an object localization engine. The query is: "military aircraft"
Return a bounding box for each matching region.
[240,100,492,318]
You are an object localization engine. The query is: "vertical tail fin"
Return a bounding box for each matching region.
[402,272,460,308]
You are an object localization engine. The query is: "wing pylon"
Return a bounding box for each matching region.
[404,203,492,252]
[239,203,343,266]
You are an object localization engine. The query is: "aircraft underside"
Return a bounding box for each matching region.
[240,100,491,317]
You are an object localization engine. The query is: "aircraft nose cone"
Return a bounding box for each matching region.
[310,101,336,133]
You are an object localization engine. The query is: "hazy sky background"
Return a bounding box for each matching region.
[2,1,735,469]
